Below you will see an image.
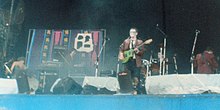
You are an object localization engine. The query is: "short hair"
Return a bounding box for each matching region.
[206,46,213,51]
[17,57,25,61]
[130,27,138,33]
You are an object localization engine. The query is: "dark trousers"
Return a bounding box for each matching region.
[123,59,141,93]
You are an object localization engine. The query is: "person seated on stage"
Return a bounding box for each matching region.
[5,57,26,78]
[194,47,218,74]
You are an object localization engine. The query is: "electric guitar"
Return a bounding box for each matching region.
[120,39,153,63]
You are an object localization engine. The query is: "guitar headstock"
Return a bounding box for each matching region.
[144,39,153,44]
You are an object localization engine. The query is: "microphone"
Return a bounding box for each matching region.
[156,24,159,29]
[105,37,110,41]
[4,58,14,65]
[196,29,200,33]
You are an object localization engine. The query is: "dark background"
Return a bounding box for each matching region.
[5,0,220,73]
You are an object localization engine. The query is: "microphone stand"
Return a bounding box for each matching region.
[149,50,153,76]
[190,30,200,74]
[95,34,107,77]
[156,25,168,75]
[116,57,120,78]
[173,54,178,74]
[3,0,15,60]
[158,47,163,75]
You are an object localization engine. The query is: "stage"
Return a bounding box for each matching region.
[0,94,220,110]
[1,74,220,110]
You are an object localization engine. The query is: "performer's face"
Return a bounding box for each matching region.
[129,29,138,39]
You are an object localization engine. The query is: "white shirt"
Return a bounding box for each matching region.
[129,40,136,59]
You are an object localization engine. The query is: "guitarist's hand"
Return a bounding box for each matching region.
[134,48,140,54]
[118,51,125,60]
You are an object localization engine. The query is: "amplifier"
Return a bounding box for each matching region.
[39,73,59,94]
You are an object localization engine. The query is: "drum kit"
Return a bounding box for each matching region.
[141,58,159,77]
[141,50,179,77]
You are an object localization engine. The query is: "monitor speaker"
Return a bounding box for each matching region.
[117,71,133,93]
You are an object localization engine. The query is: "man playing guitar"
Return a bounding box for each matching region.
[119,27,152,94]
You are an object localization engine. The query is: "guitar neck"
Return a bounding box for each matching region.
[135,42,145,49]
[135,39,152,49]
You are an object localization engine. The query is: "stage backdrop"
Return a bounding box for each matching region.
[26,29,105,76]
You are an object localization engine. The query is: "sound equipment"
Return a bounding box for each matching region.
[82,85,116,95]
[117,71,133,93]
[82,76,119,94]
[52,77,82,94]
[39,73,58,94]
[36,61,62,94]
[37,61,62,72]
[100,70,116,77]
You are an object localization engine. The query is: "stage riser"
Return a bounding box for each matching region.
[0,95,219,110]
[146,74,220,94]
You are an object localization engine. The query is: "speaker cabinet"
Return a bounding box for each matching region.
[52,77,82,94]
[118,71,133,93]
[39,73,58,94]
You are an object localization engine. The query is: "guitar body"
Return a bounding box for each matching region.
[121,49,134,63]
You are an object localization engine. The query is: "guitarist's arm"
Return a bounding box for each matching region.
[118,42,125,60]
[118,50,124,60]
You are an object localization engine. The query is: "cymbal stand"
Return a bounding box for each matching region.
[165,58,169,74]
[142,59,150,77]
[190,30,200,74]
[116,58,120,78]
[149,51,153,76]
[156,24,167,75]
[173,54,178,74]
[158,47,163,75]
